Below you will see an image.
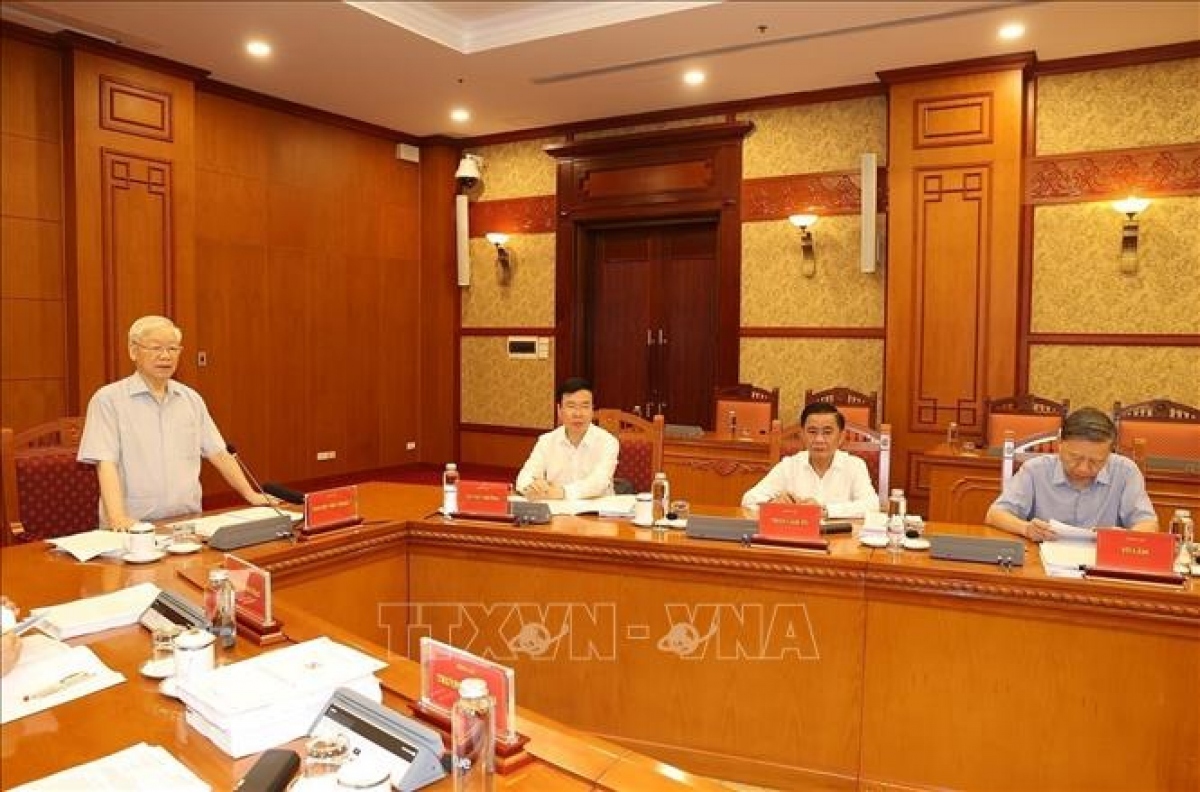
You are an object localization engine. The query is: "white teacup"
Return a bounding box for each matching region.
[173,627,215,684]
[633,493,654,526]
[127,522,156,556]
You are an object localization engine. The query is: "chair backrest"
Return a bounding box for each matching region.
[714,383,779,437]
[803,387,878,428]
[1113,399,1200,461]
[4,417,99,543]
[984,394,1068,448]
[1000,429,1062,488]
[771,419,890,509]
[595,409,665,493]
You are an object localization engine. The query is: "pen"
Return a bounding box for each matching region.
[22,671,95,702]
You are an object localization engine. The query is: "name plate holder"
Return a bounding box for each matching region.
[411,637,531,774]
[749,503,830,552]
[452,480,520,524]
[223,554,285,645]
[300,486,363,539]
[1085,529,1183,586]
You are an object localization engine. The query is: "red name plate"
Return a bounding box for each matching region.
[420,638,516,741]
[1094,528,1175,575]
[223,554,273,626]
[758,503,823,539]
[304,485,361,530]
[458,480,511,515]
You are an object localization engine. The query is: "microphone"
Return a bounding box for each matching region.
[263,482,305,506]
[208,443,294,550]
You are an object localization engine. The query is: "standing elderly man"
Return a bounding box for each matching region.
[985,406,1158,541]
[515,377,619,501]
[77,315,269,529]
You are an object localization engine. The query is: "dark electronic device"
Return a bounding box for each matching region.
[511,501,552,525]
[685,515,758,543]
[138,589,207,632]
[263,482,306,505]
[233,749,299,792]
[929,535,1025,567]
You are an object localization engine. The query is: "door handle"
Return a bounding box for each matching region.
[646,329,654,346]
[658,328,667,345]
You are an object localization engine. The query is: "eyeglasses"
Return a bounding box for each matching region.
[134,342,184,357]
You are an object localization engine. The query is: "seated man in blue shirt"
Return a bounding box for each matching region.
[985,406,1158,541]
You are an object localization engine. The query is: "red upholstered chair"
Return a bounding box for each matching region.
[803,387,878,428]
[1113,398,1200,461]
[770,419,891,509]
[596,409,665,493]
[2,418,99,544]
[714,384,779,437]
[984,394,1068,449]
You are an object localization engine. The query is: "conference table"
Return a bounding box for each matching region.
[4,483,1198,791]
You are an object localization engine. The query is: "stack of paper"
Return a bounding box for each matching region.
[177,637,386,758]
[46,530,127,562]
[10,742,208,791]
[542,494,637,517]
[31,581,160,640]
[1,635,125,724]
[1048,519,1098,541]
[1040,541,1097,579]
[171,507,302,540]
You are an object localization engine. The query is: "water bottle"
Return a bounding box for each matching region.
[887,488,907,520]
[650,472,670,526]
[451,677,495,792]
[1169,509,1194,574]
[727,410,738,439]
[443,463,460,516]
[886,489,906,553]
[205,569,237,650]
[946,421,961,454]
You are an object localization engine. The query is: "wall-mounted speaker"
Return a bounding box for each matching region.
[860,152,879,274]
[455,194,470,287]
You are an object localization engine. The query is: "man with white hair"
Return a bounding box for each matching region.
[77,315,269,529]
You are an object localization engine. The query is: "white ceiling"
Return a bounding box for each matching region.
[4,1,1198,139]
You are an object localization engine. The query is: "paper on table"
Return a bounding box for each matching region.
[31,581,160,640]
[1039,540,1097,579]
[9,742,209,792]
[1049,519,1098,541]
[0,643,125,724]
[171,507,302,540]
[541,494,637,517]
[45,530,127,562]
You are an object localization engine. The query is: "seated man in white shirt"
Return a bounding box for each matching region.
[741,402,879,515]
[515,377,620,501]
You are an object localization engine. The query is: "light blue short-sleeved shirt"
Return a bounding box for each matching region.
[78,373,227,524]
[989,453,1156,529]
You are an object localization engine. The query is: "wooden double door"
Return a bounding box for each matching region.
[587,221,718,427]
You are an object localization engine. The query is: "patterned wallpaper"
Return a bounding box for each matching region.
[741,338,884,424]
[1029,345,1200,410]
[1036,58,1200,155]
[470,137,560,200]
[460,336,556,428]
[741,96,887,178]
[462,233,557,327]
[741,215,884,327]
[1031,197,1200,333]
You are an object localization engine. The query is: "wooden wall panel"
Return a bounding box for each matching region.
[882,64,1026,511]
[1,33,65,432]
[66,50,197,405]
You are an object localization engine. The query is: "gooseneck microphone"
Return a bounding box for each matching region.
[263,482,306,506]
[206,443,295,550]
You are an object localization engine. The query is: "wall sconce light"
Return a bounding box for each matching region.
[789,214,819,277]
[486,232,511,285]
[1112,196,1150,275]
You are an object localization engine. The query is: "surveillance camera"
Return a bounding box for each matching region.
[455,154,482,190]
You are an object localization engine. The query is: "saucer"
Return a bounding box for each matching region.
[903,537,931,551]
[166,541,202,555]
[140,658,175,679]
[859,534,888,548]
[158,677,180,698]
[123,549,166,564]
[631,519,655,528]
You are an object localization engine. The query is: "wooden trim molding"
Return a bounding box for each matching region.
[55,30,209,81]
[99,75,173,142]
[1035,40,1200,76]
[1028,333,1200,347]
[1026,143,1200,204]
[544,121,754,160]
[468,196,556,236]
[460,423,541,437]
[878,52,1035,84]
[460,327,556,336]
[741,169,886,221]
[740,327,885,339]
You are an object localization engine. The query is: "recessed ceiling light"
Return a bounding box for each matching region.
[998,23,1025,40]
[450,108,470,123]
[683,70,706,86]
[246,40,272,57]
